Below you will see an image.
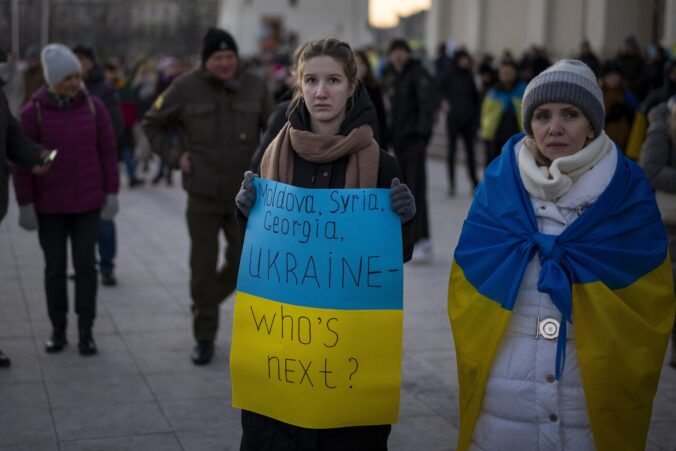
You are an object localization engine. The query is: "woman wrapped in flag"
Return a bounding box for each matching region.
[448,59,676,451]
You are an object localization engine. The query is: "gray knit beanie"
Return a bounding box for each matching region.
[41,43,82,87]
[521,59,604,137]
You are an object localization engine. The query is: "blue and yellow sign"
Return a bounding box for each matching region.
[231,179,404,429]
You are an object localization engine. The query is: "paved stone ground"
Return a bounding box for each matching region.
[1,155,675,451]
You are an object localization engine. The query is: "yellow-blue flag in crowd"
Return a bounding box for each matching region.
[448,134,676,451]
[231,179,404,429]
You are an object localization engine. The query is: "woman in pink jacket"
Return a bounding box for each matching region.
[13,44,119,356]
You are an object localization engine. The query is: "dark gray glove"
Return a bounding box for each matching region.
[100,194,119,221]
[391,178,416,224]
[18,204,38,231]
[236,171,257,217]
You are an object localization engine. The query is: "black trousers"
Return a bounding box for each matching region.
[446,120,478,191]
[37,209,100,332]
[393,136,429,242]
[241,410,390,451]
[186,195,242,343]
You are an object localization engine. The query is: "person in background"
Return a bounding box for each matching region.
[73,46,123,138]
[381,38,436,262]
[0,48,51,368]
[478,55,497,97]
[642,60,676,119]
[440,48,480,195]
[13,44,119,356]
[640,96,676,369]
[143,28,273,365]
[149,57,183,186]
[646,44,670,93]
[518,45,551,83]
[449,59,674,451]
[615,34,648,101]
[433,42,452,81]
[355,49,387,149]
[1,51,24,117]
[22,46,44,108]
[73,45,124,287]
[104,60,144,188]
[131,58,159,174]
[599,62,641,156]
[576,38,600,77]
[235,37,415,451]
[480,59,526,167]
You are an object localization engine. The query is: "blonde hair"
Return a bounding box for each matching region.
[290,38,358,112]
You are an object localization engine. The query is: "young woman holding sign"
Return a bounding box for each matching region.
[235,38,416,450]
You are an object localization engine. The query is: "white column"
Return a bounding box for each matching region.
[664,0,676,46]
[426,0,444,57]
[466,0,484,54]
[527,0,549,46]
[351,0,372,49]
[584,0,608,56]
[218,0,243,42]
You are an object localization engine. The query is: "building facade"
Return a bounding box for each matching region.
[1,0,219,60]
[426,0,676,59]
[217,0,372,56]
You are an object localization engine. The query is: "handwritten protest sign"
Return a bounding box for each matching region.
[231,179,404,429]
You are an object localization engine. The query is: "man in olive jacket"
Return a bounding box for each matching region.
[143,29,273,365]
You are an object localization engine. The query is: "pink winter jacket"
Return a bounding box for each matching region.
[12,86,119,214]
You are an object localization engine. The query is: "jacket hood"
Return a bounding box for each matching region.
[289,81,377,137]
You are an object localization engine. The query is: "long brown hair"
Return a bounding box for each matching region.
[355,49,378,89]
[290,38,358,113]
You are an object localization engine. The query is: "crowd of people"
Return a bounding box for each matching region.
[0,27,675,450]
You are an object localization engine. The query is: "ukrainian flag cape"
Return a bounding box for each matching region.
[448,134,675,451]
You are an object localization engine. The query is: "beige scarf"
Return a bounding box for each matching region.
[517,132,614,201]
[260,122,380,188]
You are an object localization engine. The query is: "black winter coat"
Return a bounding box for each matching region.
[0,81,40,223]
[439,65,480,125]
[642,60,676,117]
[381,59,436,146]
[84,65,123,140]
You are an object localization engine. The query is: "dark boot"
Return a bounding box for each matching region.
[45,327,68,353]
[78,327,97,356]
[101,271,117,286]
[191,342,214,365]
[0,349,10,367]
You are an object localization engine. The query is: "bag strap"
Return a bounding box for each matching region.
[33,98,43,141]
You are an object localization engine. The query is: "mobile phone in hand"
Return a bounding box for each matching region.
[41,149,57,166]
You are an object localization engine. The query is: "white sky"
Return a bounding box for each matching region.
[369,0,431,28]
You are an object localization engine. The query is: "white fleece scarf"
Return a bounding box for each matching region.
[517,132,614,201]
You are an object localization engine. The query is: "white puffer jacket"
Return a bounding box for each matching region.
[470,143,618,451]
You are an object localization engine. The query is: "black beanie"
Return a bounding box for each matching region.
[202,28,238,63]
[387,39,411,55]
[72,45,96,63]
